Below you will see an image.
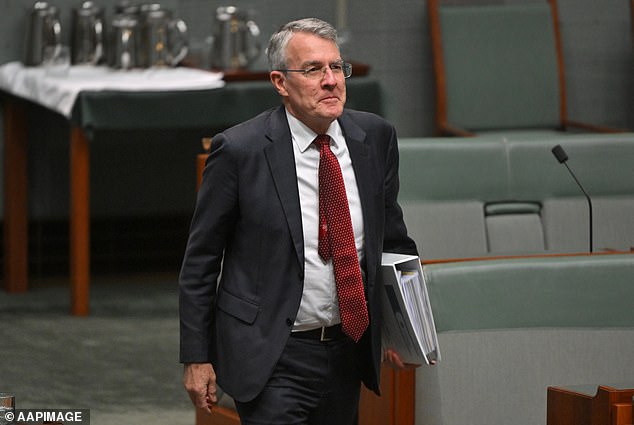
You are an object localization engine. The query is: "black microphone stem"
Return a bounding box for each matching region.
[563,161,593,253]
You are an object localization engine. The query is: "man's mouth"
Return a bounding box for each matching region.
[320,96,340,103]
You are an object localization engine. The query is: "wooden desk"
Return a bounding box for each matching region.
[2,77,382,315]
[548,385,634,425]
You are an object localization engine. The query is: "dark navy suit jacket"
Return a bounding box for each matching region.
[179,105,418,402]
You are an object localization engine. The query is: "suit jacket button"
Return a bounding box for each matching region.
[285,318,293,327]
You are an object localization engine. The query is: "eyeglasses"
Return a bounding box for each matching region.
[277,62,353,79]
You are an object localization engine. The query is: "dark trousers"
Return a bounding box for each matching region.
[234,335,361,425]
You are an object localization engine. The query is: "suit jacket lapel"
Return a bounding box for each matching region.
[338,112,379,292]
[263,107,305,269]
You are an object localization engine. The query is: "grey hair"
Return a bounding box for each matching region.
[266,18,339,71]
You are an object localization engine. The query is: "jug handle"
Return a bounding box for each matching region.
[119,28,134,69]
[51,18,62,46]
[93,20,105,65]
[245,20,261,64]
[168,18,189,66]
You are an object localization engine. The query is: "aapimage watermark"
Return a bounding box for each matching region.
[10,410,90,424]
[1,393,90,424]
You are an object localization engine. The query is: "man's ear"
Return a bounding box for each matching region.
[270,71,288,97]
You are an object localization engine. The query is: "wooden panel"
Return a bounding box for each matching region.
[427,0,448,136]
[197,154,207,191]
[196,406,240,425]
[611,403,632,425]
[592,386,634,425]
[548,385,634,425]
[3,98,29,293]
[359,367,395,425]
[358,366,415,425]
[547,386,593,425]
[394,368,416,425]
[70,126,90,316]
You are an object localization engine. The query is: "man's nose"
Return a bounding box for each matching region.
[321,67,337,86]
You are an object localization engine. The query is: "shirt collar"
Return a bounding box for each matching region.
[285,108,343,153]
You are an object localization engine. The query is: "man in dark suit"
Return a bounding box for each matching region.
[180,17,418,424]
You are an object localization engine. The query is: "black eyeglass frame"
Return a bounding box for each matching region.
[276,61,353,79]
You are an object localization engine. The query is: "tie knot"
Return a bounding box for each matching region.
[314,134,331,149]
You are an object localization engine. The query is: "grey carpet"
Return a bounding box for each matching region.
[0,273,195,425]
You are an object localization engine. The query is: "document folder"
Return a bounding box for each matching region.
[381,252,440,365]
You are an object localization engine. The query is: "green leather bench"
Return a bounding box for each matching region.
[395,133,634,425]
[397,133,634,260]
[415,253,634,425]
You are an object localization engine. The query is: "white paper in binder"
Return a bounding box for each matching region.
[380,252,440,365]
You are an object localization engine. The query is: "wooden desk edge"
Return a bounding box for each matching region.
[422,250,634,265]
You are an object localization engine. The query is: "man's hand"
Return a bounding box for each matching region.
[183,363,218,414]
[383,348,433,369]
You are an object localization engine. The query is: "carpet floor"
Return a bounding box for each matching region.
[0,272,195,425]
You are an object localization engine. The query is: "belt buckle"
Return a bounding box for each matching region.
[320,326,333,342]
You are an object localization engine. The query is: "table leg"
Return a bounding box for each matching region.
[70,126,90,316]
[3,98,29,293]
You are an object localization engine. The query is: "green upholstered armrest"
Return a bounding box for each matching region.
[424,254,634,332]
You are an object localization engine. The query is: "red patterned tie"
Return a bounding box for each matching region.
[315,135,369,342]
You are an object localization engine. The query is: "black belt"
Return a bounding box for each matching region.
[291,324,346,342]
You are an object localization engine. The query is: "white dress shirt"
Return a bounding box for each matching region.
[286,109,366,331]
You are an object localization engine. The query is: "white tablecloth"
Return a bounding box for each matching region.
[0,61,225,118]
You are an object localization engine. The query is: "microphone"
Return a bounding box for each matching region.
[551,145,593,253]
